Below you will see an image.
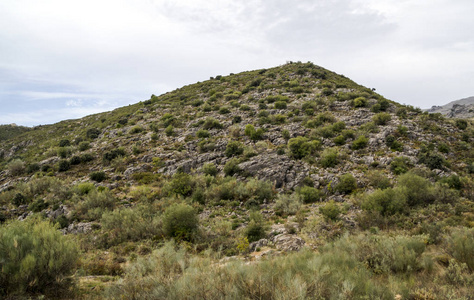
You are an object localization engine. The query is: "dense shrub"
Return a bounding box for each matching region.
[103,147,126,163]
[161,113,176,127]
[86,128,101,139]
[298,186,322,203]
[287,136,319,159]
[165,172,194,197]
[245,212,266,243]
[351,135,368,150]
[244,124,264,141]
[223,158,241,176]
[58,139,71,147]
[196,129,210,138]
[162,203,199,241]
[203,117,223,129]
[373,113,391,125]
[320,148,339,168]
[418,151,445,170]
[274,101,287,109]
[90,171,107,182]
[58,159,70,172]
[274,193,301,216]
[74,190,116,221]
[390,156,412,174]
[201,163,218,176]
[129,125,144,134]
[361,187,407,216]
[444,228,474,272]
[352,97,368,107]
[7,159,25,176]
[397,172,435,206]
[455,119,468,130]
[225,141,244,157]
[319,200,341,221]
[335,173,357,194]
[0,218,78,296]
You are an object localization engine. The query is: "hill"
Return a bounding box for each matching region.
[427,96,474,119]
[0,123,31,141]
[0,62,473,299]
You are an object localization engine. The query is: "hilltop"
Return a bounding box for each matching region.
[0,62,473,299]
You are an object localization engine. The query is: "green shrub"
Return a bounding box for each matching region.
[57,146,71,158]
[58,159,70,172]
[373,113,391,125]
[165,125,174,136]
[74,190,116,221]
[166,172,194,197]
[101,205,162,247]
[129,125,144,134]
[244,124,264,141]
[245,212,266,243]
[86,128,101,139]
[367,170,392,189]
[162,203,199,241]
[351,135,368,150]
[336,173,357,194]
[202,163,218,176]
[196,129,210,138]
[224,158,241,176]
[418,151,445,170]
[333,135,345,145]
[288,136,319,159]
[28,198,48,212]
[0,218,78,296]
[319,200,341,221]
[26,163,40,174]
[282,129,290,140]
[352,97,368,107]
[444,228,474,272]
[320,148,339,168]
[58,139,71,147]
[69,155,81,165]
[361,187,407,216]
[274,193,301,216]
[103,147,126,163]
[161,113,176,127]
[225,141,244,157]
[455,119,468,130]
[274,101,287,109]
[73,182,95,195]
[90,171,107,182]
[219,106,230,114]
[203,117,223,129]
[397,172,435,206]
[390,156,412,175]
[298,186,322,203]
[7,159,25,176]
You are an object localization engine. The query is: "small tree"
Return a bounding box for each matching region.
[162,203,199,241]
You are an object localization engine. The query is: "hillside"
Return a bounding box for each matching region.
[427,96,474,119]
[0,62,473,299]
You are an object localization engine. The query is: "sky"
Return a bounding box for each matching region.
[1,0,473,126]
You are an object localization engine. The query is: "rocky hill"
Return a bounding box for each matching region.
[427,96,474,119]
[0,62,473,299]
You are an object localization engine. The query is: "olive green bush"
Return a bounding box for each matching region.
[335,173,357,194]
[162,203,199,241]
[0,218,78,297]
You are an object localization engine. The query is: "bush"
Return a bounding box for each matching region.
[361,187,407,216]
[75,190,116,221]
[161,113,176,127]
[336,173,357,194]
[103,147,126,163]
[244,124,264,141]
[69,155,82,165]
[129,125,144,134]
[86,128,101,139]
[224,158,241,176]
[162,203,199,241]
[166,172,194,197]
[352,135,368,150]
[203,118,223,130]
[444,228,474,272]
[90,171,107,182]
[373,113,391,125]
[319,200,341,221]
[7,159,25,176]
[202,163,218,176]
[397,172,435,206]
[390,156,412,175]
[165,125,174,136]
[455,119,468,130]
[245,212,266,243]
[320,148,339,168]
[26,163,40,174]
[288,136,319,159]
[0,218,79,296]
[274,101,287,109]
[352,97,368,107]
[274,193,301,216]
[59,139,71,147]
[225,141,244,157]
[58,159,70,172]
[298,186,322,203]
[196,129,210,138]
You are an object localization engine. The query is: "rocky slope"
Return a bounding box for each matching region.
[427,96,474,119]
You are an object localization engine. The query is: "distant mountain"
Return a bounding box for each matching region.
[427,96,474,118]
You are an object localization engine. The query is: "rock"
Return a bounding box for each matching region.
[47,205,70,219]
[124,164,152,178]
[271,234,305,252]
[62,222,93,234]
[249,238,269,252]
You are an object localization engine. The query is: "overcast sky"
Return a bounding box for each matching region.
[1,0,473,126]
